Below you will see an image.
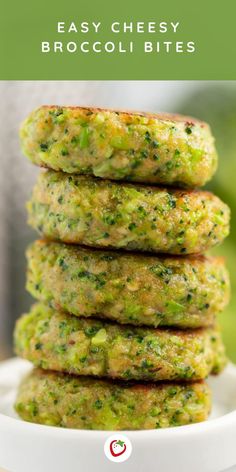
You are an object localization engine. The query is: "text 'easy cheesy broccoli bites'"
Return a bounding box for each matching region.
[20,106,218,187]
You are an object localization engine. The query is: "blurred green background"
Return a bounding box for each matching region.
[179,83,236,361]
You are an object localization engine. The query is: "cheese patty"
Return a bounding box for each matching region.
[27,171,230,255]
[20,106,217,187]
[14,303,227,382]
[26,240,230,328]
[15,368,212,430]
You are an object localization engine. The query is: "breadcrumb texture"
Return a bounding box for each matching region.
[15,368,212,430]
[20,106,218,187]
[26,240,230,328]
[14,304,227,382]
[27,171,230,255]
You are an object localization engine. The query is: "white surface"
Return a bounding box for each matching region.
[0,358,236,472]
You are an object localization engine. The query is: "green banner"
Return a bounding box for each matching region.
[1,0,236,79]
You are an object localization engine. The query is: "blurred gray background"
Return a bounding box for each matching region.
[0,80,235,361]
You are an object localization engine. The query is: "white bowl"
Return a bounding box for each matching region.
[0,358,236,472]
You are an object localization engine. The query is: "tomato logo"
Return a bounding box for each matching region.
[104,434,132,463]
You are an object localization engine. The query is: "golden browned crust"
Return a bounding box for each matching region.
[41,105,206,126]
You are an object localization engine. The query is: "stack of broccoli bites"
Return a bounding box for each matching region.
[14,106,230,430]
